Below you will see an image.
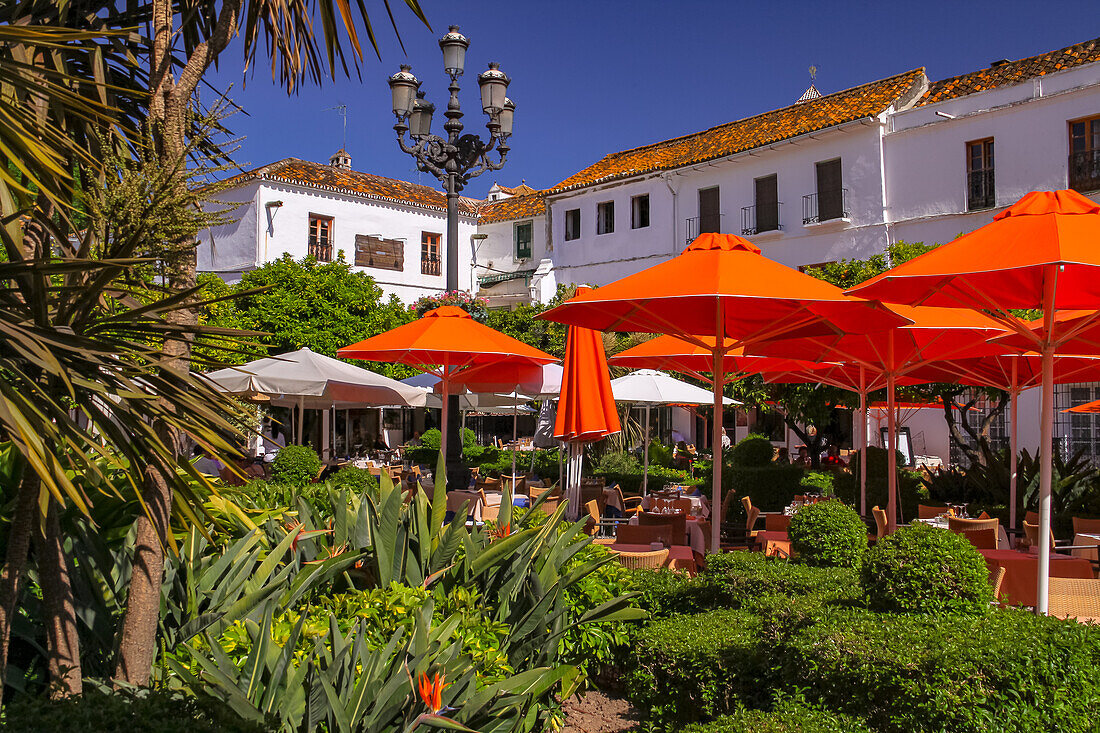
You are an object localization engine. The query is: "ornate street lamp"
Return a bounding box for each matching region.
[387,25,514,483]
[387,25,513,291]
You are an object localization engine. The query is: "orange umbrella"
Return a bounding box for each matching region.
[609,334,818,383]
[752,304,1007,529]
[540,233,907,550]
[338,306,557,483]
[553,288,621,517]
[1066,399,1100,414]
[848,189,1100,614]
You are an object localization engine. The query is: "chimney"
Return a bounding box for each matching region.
[329,149,352,170]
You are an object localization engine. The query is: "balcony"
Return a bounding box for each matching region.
[308,240,333,262]
[421,254,442,276]
[802,188,850,225]
[1069,150,1100,194]
[740,203,783,236]
[967,169,996,211]
[685,213,724,243]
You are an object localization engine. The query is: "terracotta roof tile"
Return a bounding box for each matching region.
[919,37,1100,106]
[220,158,479,215]
[477,191,546,224]
[550,68,926,193]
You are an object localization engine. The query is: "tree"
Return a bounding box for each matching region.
[199,254,416,379]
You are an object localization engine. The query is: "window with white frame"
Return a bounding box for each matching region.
[564,208,581,241]
[631,194,650,229]
[597,201,615,235]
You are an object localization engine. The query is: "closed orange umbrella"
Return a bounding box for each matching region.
[541,233,906,550]
[338,306,557,483]
[554,287,620,516]
[848,189,1100,614]
[1066,399,1100,414]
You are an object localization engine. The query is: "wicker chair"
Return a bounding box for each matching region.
[639,511,687,545]
[963,527,999,550]
[616,523,672,546]
[742,496,761,532]
[579,485,607,518]
[990,565,1007,599]
[918,504,948,520]
[614,548,669,570]
[1023,521,1056,550]
[1048,577,1100,623]
[584,499,602,537]
[613,485,644,516]
[947,516,1000,534]
[872,506,888,541]
[1025,510,1040,525]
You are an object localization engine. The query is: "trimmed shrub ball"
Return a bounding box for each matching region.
[860,523,993,615]
[328,465,378,495]
[788,499,867,568]
[731,434,775,467]
[269,444,322,487]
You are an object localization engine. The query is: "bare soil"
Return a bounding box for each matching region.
[559,689,639,733]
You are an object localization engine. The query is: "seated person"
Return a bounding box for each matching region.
[795,446,813,467]
[672,441,693,470]
[821,445,847,468]
[371,433,389,451]
[192,445,223,476]
[774,447,790,464]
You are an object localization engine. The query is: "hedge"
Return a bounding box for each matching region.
[729,464,805,512]
[788,499,867,568]
[680,705,872,733]
[594,465,702,495]
[833,447,927,521]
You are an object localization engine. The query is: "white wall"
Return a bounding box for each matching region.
[198,179,477,303]
[474,214,548,277]
[885,62,1100,247]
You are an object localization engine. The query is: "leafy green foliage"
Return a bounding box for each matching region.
[418,427,477,451]
[198,254,414,377]
[268,445,321,488]
[486,303,568,359]
[861,524,993,615]
[327,466,379,496]
[730,464,805,512]
[800,470,837,495]
[411,290,489,321]
[731,434,775,467]
[1019,446,1100,516]
[834,447,927,521]
[2,687,272,733]
[789,500,867,568]
[680,704,872,733]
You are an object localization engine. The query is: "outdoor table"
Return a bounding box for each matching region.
[641,494,709,518]
[914,517,1010,550]
[609,543,695,572]
[603,487,624,513]
[756,530,790,558]
[979,548,1095,607]
[626,515,708,554]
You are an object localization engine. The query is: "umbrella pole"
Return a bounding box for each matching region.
[1037,344,1055,615]
[859,365,867,518]
[643,404,651,496]
[512,390,518,479]
[1009,359,1019,530]
[886,371,898,535]
[440,367,451,487]
[711,301,725,554]
[297,396,304,445]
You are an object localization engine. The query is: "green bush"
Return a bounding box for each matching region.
[3,688,272,732]
[788,500,867,568]
[730,464,804,512]
[860,523,993,615]
[702,552,860,610]
[327,466,378,495]
[834,447,926,521]
[681,704,871,733]
[777,607,1100,732]
[648,439,673,468]
[801,470,837,496]
[731,433,775,467]
[626,610,769,728]
[595,464,701,496]
[418,427,475,450]
[269,444,321,487]
[594,450,640,473]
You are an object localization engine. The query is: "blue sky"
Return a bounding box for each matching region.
[207,1,1096,199]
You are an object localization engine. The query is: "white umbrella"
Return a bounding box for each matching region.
[205,348,428,443]
[610,369,738,494]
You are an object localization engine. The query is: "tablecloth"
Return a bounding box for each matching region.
[640,494,710,518]
[979,549,1095,607]
[609,543,695,572]
[627,515,709,554]
[915,517,1010,550]
[447,490,481,521]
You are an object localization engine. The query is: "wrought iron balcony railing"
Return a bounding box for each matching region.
[802,188,849,225]
[1069,150,1100,194]
[685,213,724,243]
[967,170,996,211]
[741,203,783,236]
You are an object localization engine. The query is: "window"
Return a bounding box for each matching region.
[421,232,441,275]
[564,208,581,241]
[354,234,403,271]
[514,221,533,259]
[597,201,615,235]
[754,174,779,233]
[1069,115,1100,193]
[967,138,995,210]
[698,187,721,233]
[308,215,333,261]
[815,159,844,221]
[631,194,650,229]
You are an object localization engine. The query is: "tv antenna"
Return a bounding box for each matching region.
[324,103,348,150]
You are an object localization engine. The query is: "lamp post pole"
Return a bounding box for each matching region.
[388,26,514,485]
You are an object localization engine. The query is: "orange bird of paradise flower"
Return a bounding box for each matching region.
[418,671,447,713]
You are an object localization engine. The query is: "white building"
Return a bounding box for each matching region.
[198,150,479,302]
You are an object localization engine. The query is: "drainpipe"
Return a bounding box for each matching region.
[662,172,678,255]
